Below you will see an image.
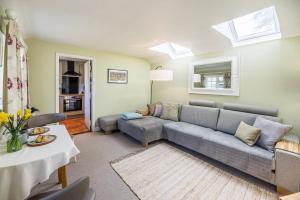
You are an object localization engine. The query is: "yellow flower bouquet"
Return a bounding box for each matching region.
[0,109,32,152]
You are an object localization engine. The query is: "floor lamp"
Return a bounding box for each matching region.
[150,66,173,103]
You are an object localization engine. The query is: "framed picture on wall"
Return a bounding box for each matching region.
[107,69,128,84]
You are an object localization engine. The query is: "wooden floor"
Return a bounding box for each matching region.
[60,115,89,135]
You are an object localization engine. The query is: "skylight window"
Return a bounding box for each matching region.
[213,6,281,47]
[149,42,193,59]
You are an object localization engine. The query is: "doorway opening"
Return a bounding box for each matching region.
[55,53,95,135]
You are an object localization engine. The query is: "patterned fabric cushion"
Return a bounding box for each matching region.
[147,102,161,116]
[254,117,293,152]
[147,104,155,116]
[160,103,180,121]
[234,121,261,146]
[153,104,163,117]
[136,107,149,116]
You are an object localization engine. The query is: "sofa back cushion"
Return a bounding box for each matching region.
[223,103,278,116]
[180,105,219,130]
[189,100,217,108]
[217,109,281,135]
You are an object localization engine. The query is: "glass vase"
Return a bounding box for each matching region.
[7,133,23,153]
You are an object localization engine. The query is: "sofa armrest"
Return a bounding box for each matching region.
[282,133,300,144]
[276,143,300,194]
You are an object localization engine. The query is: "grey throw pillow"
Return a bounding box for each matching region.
[254,117,293,152]
[160,103,180,121]
[235,121,261,146]
[153,104,163,117]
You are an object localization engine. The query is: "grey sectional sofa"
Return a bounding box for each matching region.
[118,101,281,184]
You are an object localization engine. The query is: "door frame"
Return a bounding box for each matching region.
[55,53,96,131]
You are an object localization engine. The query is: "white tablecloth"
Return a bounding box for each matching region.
[0,125,80,200]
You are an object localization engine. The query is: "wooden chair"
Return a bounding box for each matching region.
[27,113,67,128]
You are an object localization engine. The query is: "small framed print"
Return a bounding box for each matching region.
[107,69,128,84]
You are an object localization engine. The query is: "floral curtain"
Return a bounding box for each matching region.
[5,20,28,114]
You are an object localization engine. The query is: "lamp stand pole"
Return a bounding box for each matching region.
[150,66,162,104]
[150,80,154,104]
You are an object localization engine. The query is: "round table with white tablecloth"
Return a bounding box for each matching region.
[0,125,80,200]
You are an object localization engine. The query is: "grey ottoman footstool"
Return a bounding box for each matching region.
[98,114,121,134]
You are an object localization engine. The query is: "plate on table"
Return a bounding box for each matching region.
[29,127,50,136]
[27,135,56,147]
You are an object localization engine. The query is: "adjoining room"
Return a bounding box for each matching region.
[57,54,94,135]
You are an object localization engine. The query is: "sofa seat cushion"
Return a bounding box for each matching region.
[164,122,215,152]
[118,116,172,144]
[164,122,275,183]
[201,131,275,183]
[205,131,274,161]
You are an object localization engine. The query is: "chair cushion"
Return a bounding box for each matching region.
[179,105,219,130]
[27,113,67,128]
[216,109,281,135]
[84,188,96,200]
[118,116,172,144]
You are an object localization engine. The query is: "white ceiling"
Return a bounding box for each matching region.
[1,0,300,63]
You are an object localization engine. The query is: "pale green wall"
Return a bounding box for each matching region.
[152,36,300,135]
[26,38,150,128]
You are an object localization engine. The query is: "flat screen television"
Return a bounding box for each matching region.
[62,76,79,94]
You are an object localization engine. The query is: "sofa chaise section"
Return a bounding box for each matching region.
[118,116,172,147]
[98,114,120,134]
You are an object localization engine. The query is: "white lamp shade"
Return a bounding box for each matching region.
[150,69,173,81]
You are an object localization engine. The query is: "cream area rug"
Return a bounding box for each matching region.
[111,143,278,200]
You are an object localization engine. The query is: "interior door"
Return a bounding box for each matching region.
[84,61,91,130]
